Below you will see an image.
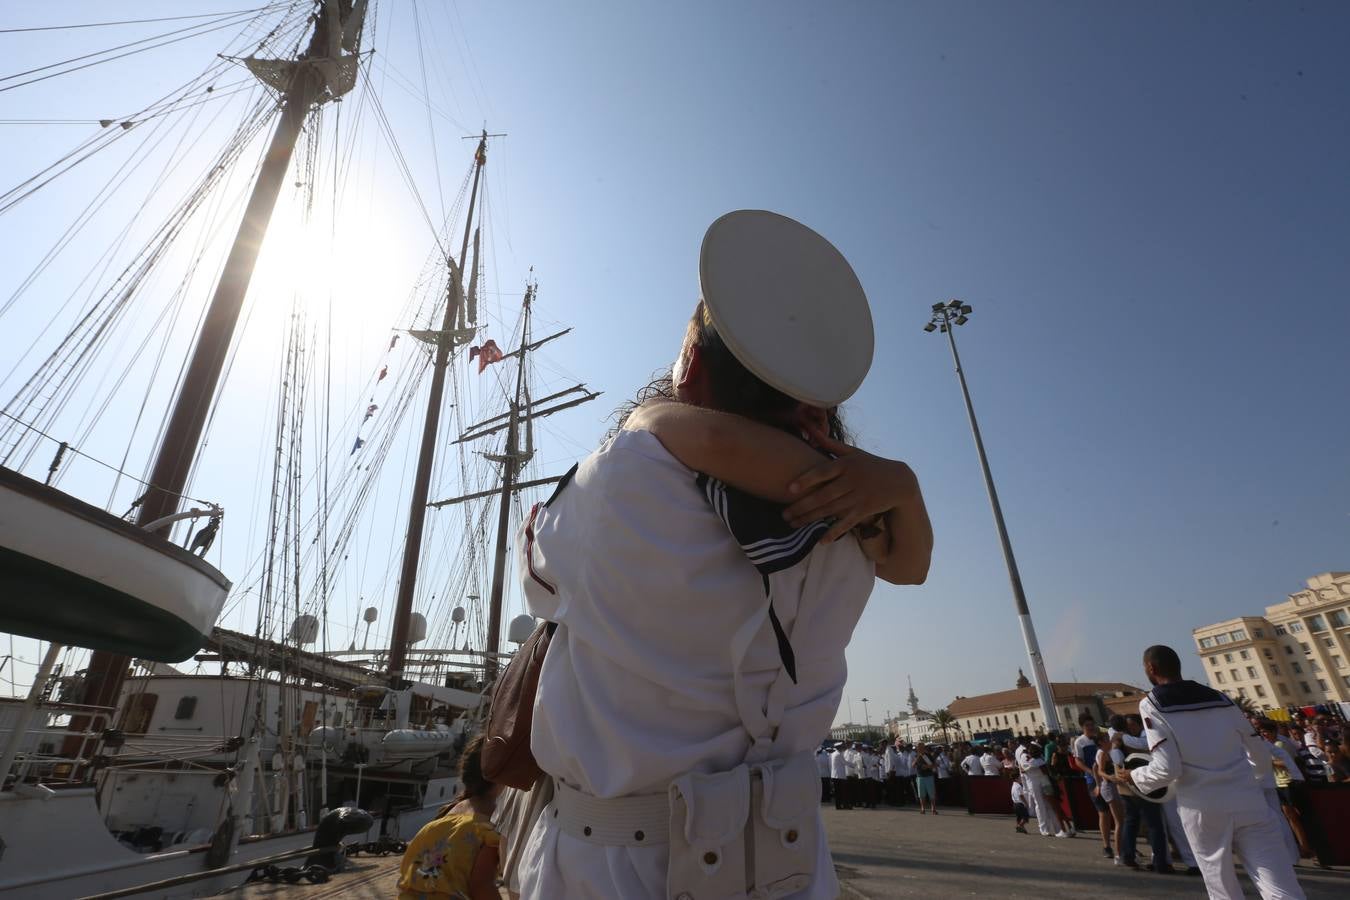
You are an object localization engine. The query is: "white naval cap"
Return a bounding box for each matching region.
[698,210,874,408]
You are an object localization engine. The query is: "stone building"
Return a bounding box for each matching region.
[1192,571,1350,710]
[946,670,1145,740]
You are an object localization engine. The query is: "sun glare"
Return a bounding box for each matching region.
[250,192,420,335]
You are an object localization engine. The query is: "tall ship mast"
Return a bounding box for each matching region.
[0,3,598,896]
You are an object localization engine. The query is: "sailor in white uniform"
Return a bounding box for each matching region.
[517,211,932,899]
[1124,645,1305,900]
[1015,740,1066,837]
[883,741,900,805]
[815,747,831,804]
[960,750,983,776]
[829,745,851,810]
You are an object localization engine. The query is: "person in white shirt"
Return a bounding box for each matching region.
[844,742,864,809]
[883,742,900,805]
[934,747,952,781]
[979,749,1001,777]
[829,745,851,811]
[1015,739,1068,838]
[816,747,832,804]
[960,750,983,777]
[1120,645,1305,900]
[862,747,882,809]
[898,745,916,805]
[1010,778,1030,833]
[517,213,933,900]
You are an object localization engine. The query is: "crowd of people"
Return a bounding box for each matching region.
[816,702,1347,877]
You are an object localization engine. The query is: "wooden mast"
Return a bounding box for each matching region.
[481,286,533,682]
[79,2,360,715]
[386,132,488,683]
[427,291,601,685]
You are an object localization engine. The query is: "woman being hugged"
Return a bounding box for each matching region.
[398,735,503,900]
[517,213,931,899]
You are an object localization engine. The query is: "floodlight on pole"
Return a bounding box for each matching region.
[922,300,1061,734]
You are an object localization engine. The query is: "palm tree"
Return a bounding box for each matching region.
[1232,695,1260,719]
[927,708,959,744]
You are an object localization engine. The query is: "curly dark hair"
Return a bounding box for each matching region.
[608,300,850,444]
[438,733,493,815]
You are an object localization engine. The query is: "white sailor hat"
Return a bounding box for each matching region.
[699,210,874,408]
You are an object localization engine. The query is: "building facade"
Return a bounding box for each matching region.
[1193,571,1350,710]
[946,671,1144,741]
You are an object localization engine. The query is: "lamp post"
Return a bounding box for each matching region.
[923,300,1061,734]
[861,697,871,731]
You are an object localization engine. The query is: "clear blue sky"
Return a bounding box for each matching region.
[2,2,1347,725]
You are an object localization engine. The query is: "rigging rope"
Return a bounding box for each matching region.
[0,5,296,34]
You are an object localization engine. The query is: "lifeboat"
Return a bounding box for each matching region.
[0,467,230,662]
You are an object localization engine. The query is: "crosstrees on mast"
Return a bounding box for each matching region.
[429,282,599,683]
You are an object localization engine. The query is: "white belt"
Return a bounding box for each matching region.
[552,779,671,847]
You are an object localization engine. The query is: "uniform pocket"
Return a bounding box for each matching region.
[667,766,749,899]
[750,752,818,897]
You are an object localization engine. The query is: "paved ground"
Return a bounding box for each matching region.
[220,805,1350,898]
[825,804,1349,898]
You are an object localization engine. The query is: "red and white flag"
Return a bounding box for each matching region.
[470,339,503,374]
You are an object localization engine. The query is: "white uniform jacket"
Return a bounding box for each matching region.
[1129,682,1271,814]
[883,745,898,776]
[519,430,876,899]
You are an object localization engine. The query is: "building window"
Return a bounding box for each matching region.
[1284,646,1294,655]
[1255,685,1267,698]
[1030,711,1037,722]
[1209,656,1218,665]
[1199,637,1215,648]
[1246,666,1257,678]
[1323,637,1335,648]
[1237,687,1248,698]
[1230,630,1247,642]
[1300,642,1311,653]
[1230,669,1240,681]
[1308,615,1327,632]
[1299,681,1311,693]
[1224,652,1234,663]
[1240,650,1251,660]
[1271,664,1281,675]
[1014,714,1020,724]
[1289,622,1305,633]
[1343,676,1350,689]
[1329,610,1350,628]
[1215,671,1226,683]
[1335,656,1345,669]
[1292,663,1303,674]
[1275,625,1288,636]
[1253,628,1265,638]
[1216,633,1231,644]
[1063,707,1072,721]
[1278,683,1290,696]
[1317,679,1329,691]
[1311,660,1321,672]
[174,696,198,720]
[1263,648,1274,660]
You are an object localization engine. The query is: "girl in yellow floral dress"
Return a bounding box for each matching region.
[398,735,503,900]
